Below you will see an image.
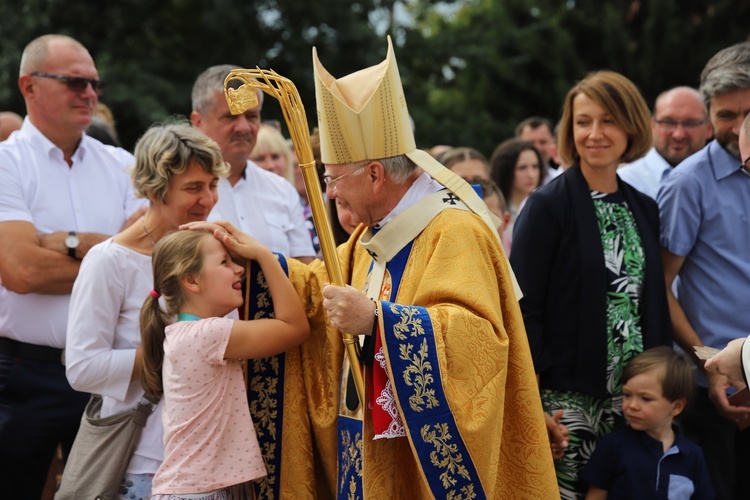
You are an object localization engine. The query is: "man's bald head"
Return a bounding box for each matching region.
[19,34,89,77]
[651,86,712,166]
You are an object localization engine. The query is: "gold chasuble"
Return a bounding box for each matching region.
[280,200,558,499]
[243,36,557,499]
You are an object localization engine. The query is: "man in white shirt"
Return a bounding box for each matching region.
[0,34,144,498]
[618,87,712,198]
[190,65,315,263]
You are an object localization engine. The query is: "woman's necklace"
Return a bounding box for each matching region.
[140,217,156,246]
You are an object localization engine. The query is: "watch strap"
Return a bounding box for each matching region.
[67,231,77,259]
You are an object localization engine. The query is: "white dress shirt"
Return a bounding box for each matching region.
[209,161,314,258]
[617,147,672,199]
[0,119,143,348]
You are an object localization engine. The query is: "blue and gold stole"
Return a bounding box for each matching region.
[337,190,486,499]
[245,254,289,500]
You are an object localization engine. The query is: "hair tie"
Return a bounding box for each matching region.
[149,289,161,299]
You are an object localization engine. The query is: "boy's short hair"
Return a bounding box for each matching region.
[623,346,695,404]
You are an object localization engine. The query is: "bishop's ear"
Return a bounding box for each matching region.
[369,161,386,193]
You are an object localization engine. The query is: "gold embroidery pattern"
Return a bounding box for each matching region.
[447,484,477,500]
[400,338,438,411]
[421,423,475,499]
[338,429,363,496]
[249,370,279,439]
[254,270,270,314]
[254,440,277,499]
[347,477,361,500]
[390,303,425,340]
[248,268,280,499]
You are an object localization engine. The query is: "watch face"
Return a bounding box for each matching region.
[65,235,80,248]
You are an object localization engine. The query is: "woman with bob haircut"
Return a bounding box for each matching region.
[509,71,673,499]
[65,121,229,499]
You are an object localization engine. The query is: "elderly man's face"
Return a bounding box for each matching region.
[324,162,373,226]
[193,90,261,170]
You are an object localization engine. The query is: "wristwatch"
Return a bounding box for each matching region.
[65,231,80,259]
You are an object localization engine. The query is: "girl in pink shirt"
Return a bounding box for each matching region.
[141,221,309,499]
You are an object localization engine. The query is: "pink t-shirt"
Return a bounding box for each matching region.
[152,317,266,494]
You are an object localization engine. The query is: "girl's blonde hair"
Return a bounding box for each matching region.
[251,124,294,182]
[140,230,211,397]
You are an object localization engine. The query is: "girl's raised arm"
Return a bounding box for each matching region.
[211,221,309,359]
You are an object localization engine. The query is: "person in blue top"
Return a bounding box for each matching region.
[582,347,714,499]
[656,41,750,499]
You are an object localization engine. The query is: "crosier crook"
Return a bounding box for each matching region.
[223,68,365,406]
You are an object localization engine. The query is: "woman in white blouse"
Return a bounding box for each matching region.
[65,121,228,499]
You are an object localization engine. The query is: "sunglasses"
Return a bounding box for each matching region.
[742,155,750,177]
[30,72,106,96]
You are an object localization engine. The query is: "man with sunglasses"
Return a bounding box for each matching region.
[618,86,713,199]
[0,34,143,498]
[657,41,750,499]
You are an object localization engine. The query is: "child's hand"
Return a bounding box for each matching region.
[180,221,246,264]
[211,221,271,262]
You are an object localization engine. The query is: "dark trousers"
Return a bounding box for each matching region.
[0,352,88,500]
[680,386,750,500]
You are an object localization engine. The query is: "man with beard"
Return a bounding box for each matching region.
[618,86,712,199]
[658,41,750,500]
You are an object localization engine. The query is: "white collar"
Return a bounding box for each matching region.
[376,171,442,228]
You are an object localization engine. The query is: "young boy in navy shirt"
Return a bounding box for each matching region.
[582,346,715,499]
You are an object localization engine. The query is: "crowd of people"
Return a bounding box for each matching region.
[0,31,749,500]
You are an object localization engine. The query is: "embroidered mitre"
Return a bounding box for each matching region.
[313,36,415,165]
[313,36,521,297]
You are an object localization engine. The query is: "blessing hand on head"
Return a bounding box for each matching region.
[179,220,246,264]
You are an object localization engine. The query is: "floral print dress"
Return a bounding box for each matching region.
[541,190,645,499]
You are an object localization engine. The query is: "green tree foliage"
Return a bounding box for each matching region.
[400,0,750,157]
[0,0,385,149]
[0,0,748,156]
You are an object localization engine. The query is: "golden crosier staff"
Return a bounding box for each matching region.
[223,68,365,405]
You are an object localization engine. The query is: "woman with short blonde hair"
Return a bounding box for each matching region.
[65,120,228,499]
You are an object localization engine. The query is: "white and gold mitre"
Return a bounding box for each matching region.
[312,36,522,298]
[313,36,415,165]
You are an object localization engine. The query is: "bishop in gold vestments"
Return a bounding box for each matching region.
[243,37,558,499]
